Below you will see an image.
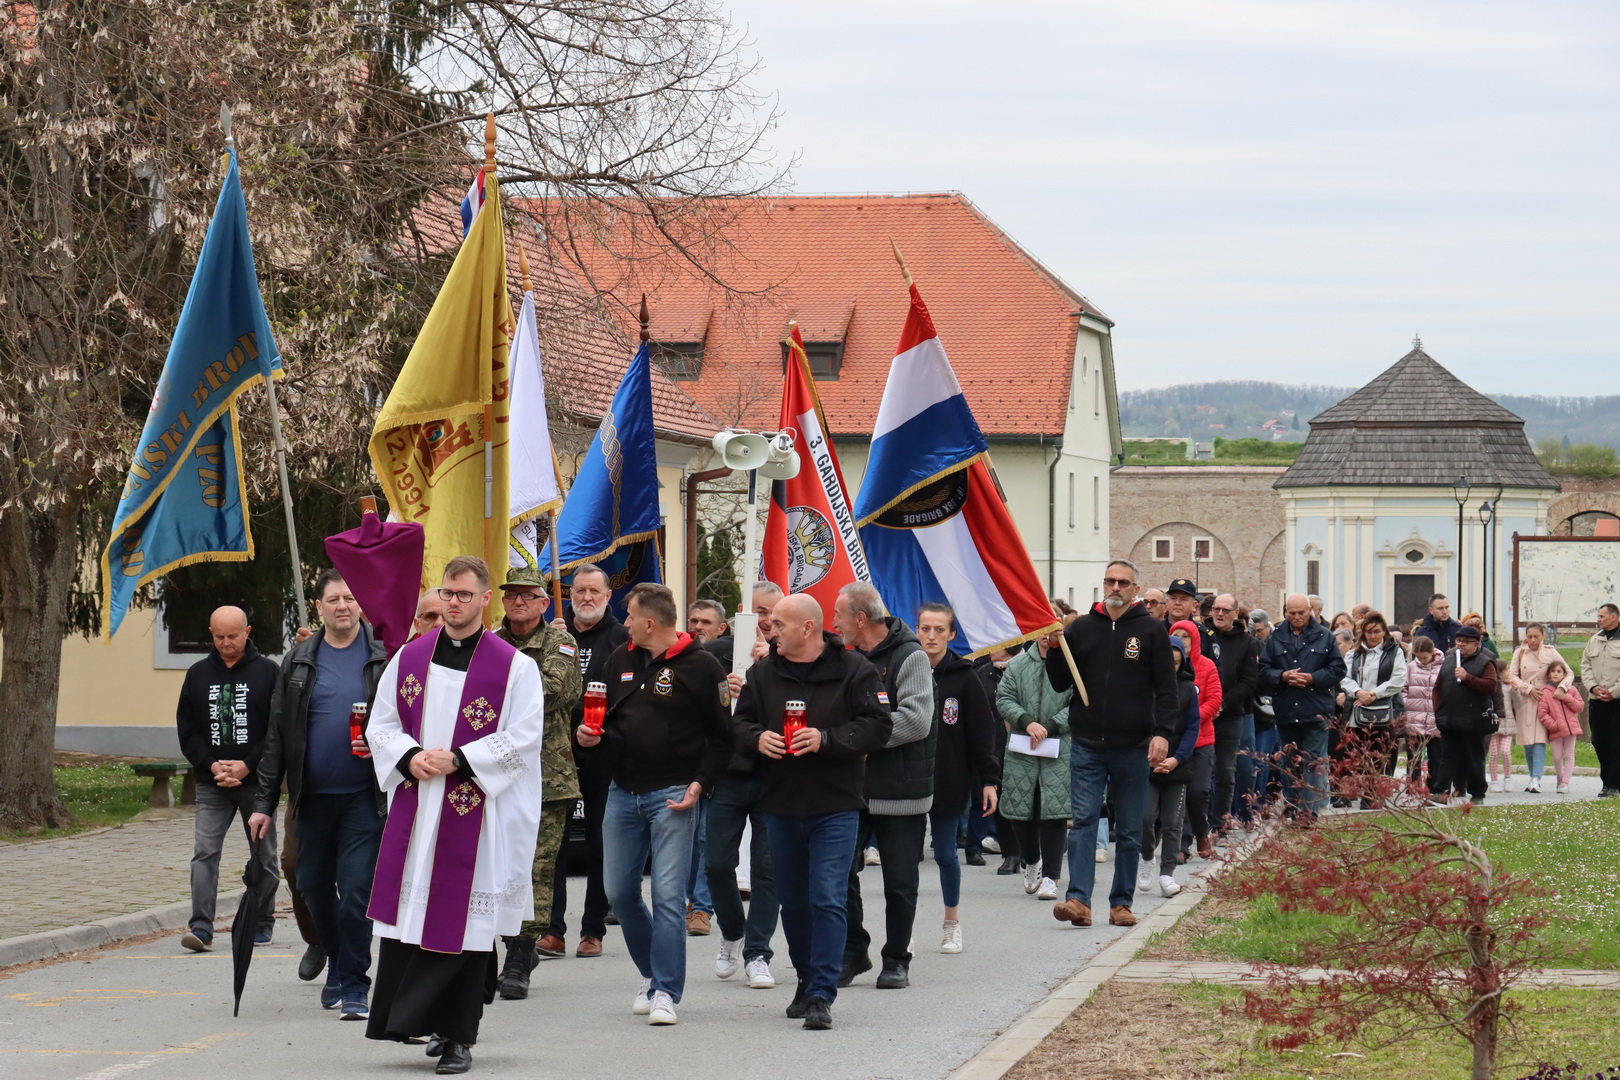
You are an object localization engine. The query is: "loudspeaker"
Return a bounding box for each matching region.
[759,439,801,480]
[712,429,770,470]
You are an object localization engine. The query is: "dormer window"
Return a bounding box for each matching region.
[783,340,845,379]
[651,341,704,380]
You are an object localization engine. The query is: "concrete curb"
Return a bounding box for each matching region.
[0,890,243,970]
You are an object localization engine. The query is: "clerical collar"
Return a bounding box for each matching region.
[433,626,483,672]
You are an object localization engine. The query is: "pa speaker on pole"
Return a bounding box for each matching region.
[711,429,770,471]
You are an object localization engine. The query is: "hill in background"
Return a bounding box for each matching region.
[1119,381,1620,450]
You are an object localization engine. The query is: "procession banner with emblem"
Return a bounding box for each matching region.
[507,282,563,570]
[369,171,511,591]
[762,324,869,612]
[100,149,281,639]
[555,341,663,615]
[854,284,1060,657]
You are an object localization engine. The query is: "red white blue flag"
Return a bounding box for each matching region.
[854,285,1059,656]
[459,169,487,238]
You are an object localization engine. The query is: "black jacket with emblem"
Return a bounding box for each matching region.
[581,632,732,795]
[1204,620,1261,732]
[930,650,1000,813]
[857,617,937,812]
[731,632,893,816]
[1046,601,1179,751]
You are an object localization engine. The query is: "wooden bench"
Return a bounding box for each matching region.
[131,761,197,808]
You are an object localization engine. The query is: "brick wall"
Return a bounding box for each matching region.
[1547,475,1620,534]
[1111,466,1289,609]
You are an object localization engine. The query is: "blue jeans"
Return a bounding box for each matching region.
[296,790,383,995]
[1522,741,1548,781]
[1274,720,1331,819]
[1252,724,1280,808]
[1065,744,1149,911]
[765,811,859,1004]
[602,783,699,1001]
[929,804,963,908]
[686,798,712,915]
[1231,715,1257,822]
[704,771,777,962]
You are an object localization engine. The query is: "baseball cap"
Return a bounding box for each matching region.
[1166,578,1198,597]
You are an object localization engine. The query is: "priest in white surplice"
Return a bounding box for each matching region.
[363,556,544,1076]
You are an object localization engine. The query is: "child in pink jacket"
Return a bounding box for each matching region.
[1537,660,1584,794]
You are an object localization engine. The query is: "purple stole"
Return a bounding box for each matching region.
[367,628,518,953]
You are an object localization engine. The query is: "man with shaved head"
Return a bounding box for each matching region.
[176,605,281,953]
[731,593,892,1029]
[411,588,445,640]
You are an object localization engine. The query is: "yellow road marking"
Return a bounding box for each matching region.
[2,1033,243,1055]
[6,989,200,1007]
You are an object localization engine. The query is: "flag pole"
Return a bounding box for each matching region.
[481,112,498,581]
[223,102,308,629]
[518,242,568,615]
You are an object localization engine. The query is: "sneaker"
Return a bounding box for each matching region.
[1022,859,1042,895]
[1557,782,1570,794]
[180,931,212,953]
[1094,847,1107,863]
[1138,862,1156,893]
[715,938,744,979]
[648,990,677,1025]
[1159,875,1182,898]
[939,919,962,954]
[632,977,653,1015]
[340,991,369,1020]
[1527,780,1541,794]
[746,957,776,988]
[1052,899,1091,927]
[1037,877,1059,901]
[980,837,1001,855]
[802,996,833,1030]
[254,926,274,947]
[320,973,342,1009]
[837,953,871,987]
[686,910,711,936]
[1600,788,1619,799]
[1489,779,1502,793]
[864,846,881,866]
[785,983,810,1019]
[875,960,910,989]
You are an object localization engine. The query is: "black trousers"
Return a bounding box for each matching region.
[1590,698,1620,791]
[1010,818,1067,879]
[844,811,926,966]
[548,760,611,939]
[367,938,495,1046]
[1438,730,1488,799]
[1211,726,1241,832]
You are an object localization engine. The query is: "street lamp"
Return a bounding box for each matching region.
[1478,485,1502,633]
[1451,475,1471,610]
[710,428,800,676]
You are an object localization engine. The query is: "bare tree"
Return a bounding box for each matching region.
[0,0,785,829]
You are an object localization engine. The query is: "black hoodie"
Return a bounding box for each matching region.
[176,642,279,788]
[930,650,1000,812]
[1045,600,1179,751]
[1204,619,1260,731]
[566,608,631,728]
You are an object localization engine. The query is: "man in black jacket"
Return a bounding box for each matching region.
[1416,593,1463,654]
[1205,593,1260,833]
[539,562,626,960]
[1257,594,1347,822]
[575,583,731,1027]
[1046,559,1176,930]
[176,605,281,953]
[833,581,935,991]
[732,593,891,1030]
[248,570,388,1018]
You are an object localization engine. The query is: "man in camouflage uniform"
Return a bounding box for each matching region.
[494,566,584,1000]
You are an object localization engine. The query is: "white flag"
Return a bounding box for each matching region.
[508,289,563,569]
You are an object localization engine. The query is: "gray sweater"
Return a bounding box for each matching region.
[868,649,936,816]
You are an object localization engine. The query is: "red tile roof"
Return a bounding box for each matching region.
[529,193,1109,437]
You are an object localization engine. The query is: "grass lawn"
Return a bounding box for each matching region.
[0,755,181,843]
[1175,800,1620,969]
[1006,981,1620,1080]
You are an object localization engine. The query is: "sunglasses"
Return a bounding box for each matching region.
[1101,577,1136,588]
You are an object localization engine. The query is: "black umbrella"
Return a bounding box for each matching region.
[230,855,280,1016]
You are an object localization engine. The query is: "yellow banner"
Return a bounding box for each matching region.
[369,175,511,593]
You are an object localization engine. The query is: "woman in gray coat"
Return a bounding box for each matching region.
[995,627,1073,902]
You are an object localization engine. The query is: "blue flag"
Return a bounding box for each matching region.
[556,342,663,614]
[101,150,282,638]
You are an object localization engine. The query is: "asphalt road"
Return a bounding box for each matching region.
[0,846,1175,1080]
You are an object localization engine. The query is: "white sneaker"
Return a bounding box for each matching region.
[1159,875,1182,898]
[1138,861,1156,893]
[648,990,677,1025]
[1037,877,1058,901]
[715,937,743,979]
[1022,859,1042,895]
[1557,782,1570,794]
[939,919,963,954]
[745,956,775,988]
[864,846,881,866]
[1094,846,1108,863]
[1527,780,1541,793]
[1489,779,1503,793]
[980,837,1001,854]
[632,977,653,1014]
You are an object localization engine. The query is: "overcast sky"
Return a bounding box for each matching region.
[731,0,1620,394]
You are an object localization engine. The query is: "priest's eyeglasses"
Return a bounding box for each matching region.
[436,588,479,603]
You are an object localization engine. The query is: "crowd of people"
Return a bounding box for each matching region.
[171,556,1620,1073]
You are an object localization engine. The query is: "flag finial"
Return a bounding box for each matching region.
[890,239,913,286]
[639,293,650,342]
[518,244,533,293]
[484,113,497,172]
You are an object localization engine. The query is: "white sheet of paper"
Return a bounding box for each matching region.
[1007,733,1060,759]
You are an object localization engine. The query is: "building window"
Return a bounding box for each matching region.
[1306,558,1321,596]
[1153,536,1173,562]
[1403,547,1426,564]
[1094,376,1101,417]
[1067,473,1075,529]
[1193,537,1213,562]
[1091,475,1100,531]
[782,340,844,379]
[1068,587,1075,607]
[652,341,704,380]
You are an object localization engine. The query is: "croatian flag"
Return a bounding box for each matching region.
[459,169,487,238]
[854,285,1060,656]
